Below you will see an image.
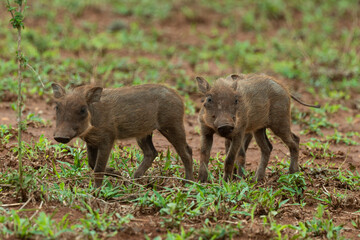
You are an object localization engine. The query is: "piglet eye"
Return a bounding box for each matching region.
[235,99,239,104]
[207,97,212,103]
[55,105,59,111]
[80,106,87,114]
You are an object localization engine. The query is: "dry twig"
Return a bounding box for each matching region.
[29,200,44,220]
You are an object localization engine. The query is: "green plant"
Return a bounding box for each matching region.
[262,212,296,239]
[25,112,48,127]
[247,188,289,215]
[183,94,196,115]
[6,0,27,199]
[77,201,133,238]
[326,130,359,145]
[303,138,335,159]
[194,223,241,240]
[278,172,306,200]
[34,212,72,238]
[305,204,343,239]
[0,124,13,144]
[334,169,360,191]
[7,211,33,238]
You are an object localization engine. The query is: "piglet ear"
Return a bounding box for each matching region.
[196,76,211,94]
[51,83,66,98]
[230,74,242,81]
[86,87,103,104]
[231,81,238,90]
[229,74,244,90]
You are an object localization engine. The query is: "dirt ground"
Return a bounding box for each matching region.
[1,88,360,239]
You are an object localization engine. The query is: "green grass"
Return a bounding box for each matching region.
[1,0,359,96]
[1,129,358,238]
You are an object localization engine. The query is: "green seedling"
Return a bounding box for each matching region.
[305,204,343,239]
[278,172,306,200]
[326,130,359,145]
[303,138,335,159]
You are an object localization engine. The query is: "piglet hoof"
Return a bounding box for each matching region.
[133,171,143,179]
[254,171,266,183]
[233,169,245,181]
[232,174,243,181]
[105,167,115,173]
[93,172,104,189]
[94,181,103,189]
[185,175,195,182]
[198,172,208,183]
[182,177,195,185]
[289,166,300,174]
[105,167,121,178]
[223,173,233,182]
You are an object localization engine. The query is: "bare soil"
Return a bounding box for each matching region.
[1,86,360,239]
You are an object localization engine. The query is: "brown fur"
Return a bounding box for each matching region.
[227,73,320,108]
[196,74,318,182]
[52,83,194,187]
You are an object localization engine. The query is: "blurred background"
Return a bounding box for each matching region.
[0,0,359,105]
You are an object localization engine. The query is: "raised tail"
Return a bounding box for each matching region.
[291,95,320,108]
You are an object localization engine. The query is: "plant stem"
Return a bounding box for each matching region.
[16,1,23,194]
